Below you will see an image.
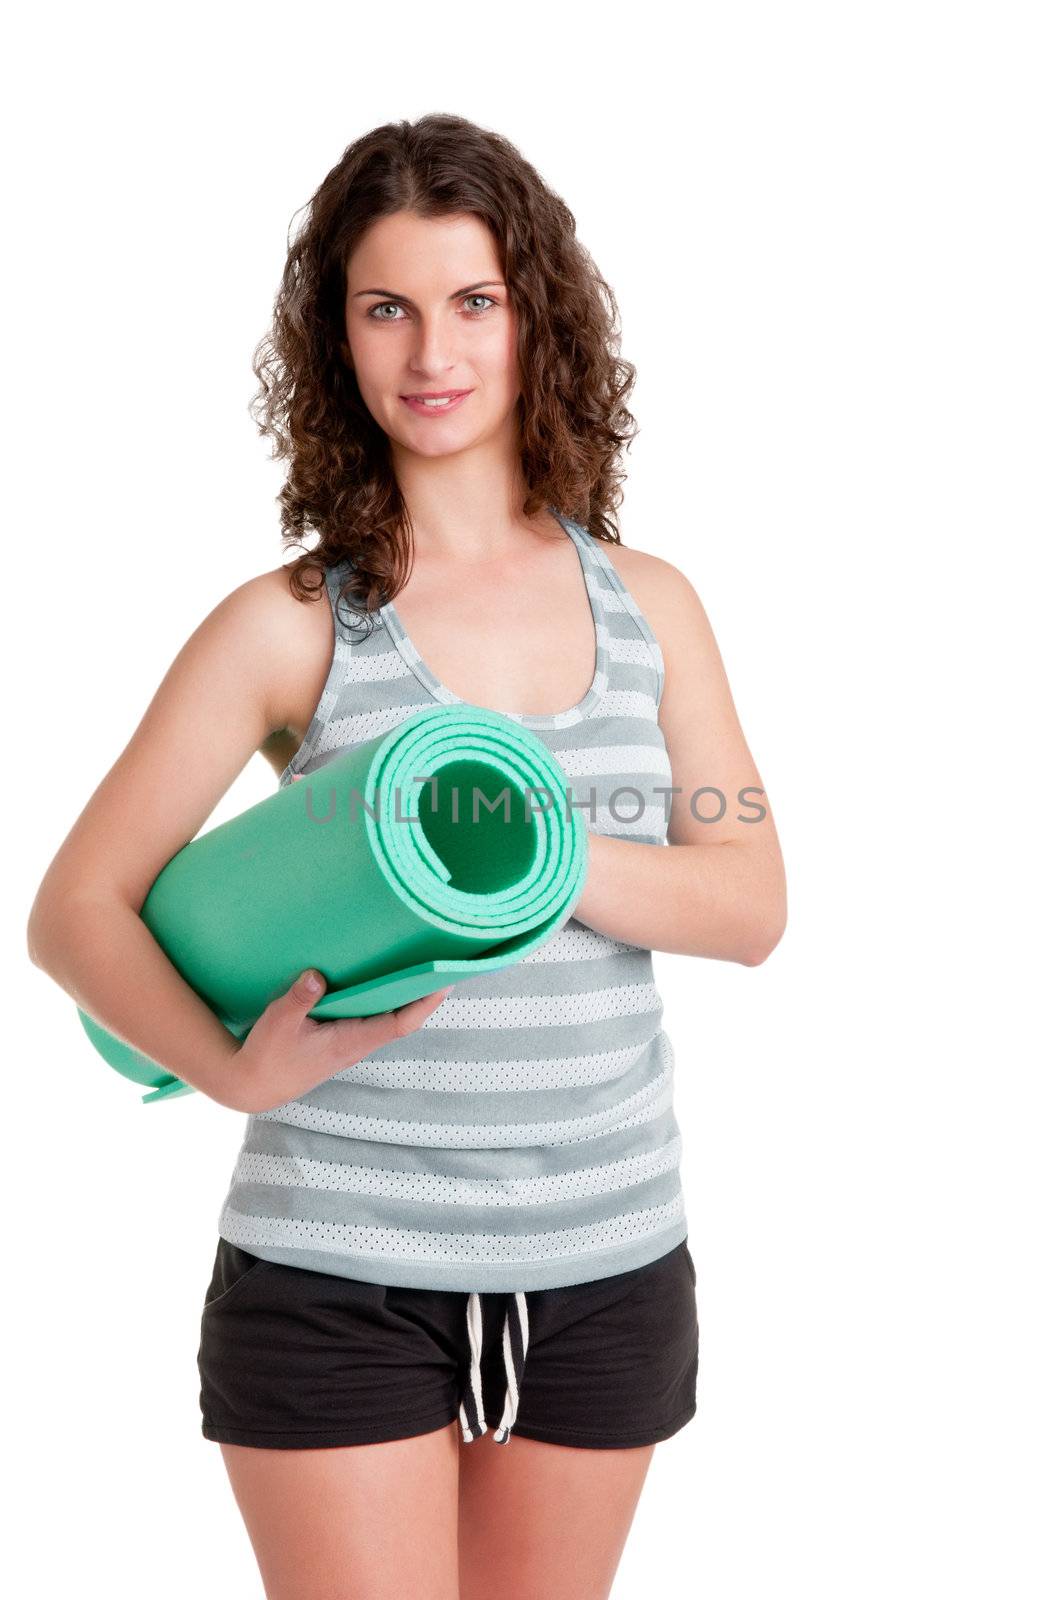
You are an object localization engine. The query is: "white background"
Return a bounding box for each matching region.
[5,2,1060,1595]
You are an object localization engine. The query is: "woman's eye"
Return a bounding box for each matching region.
[367,295,498,322]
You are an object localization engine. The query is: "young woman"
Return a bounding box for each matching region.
[28,114,785,1600]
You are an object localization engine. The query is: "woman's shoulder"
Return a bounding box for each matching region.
[226,562,336,655]
[600,534,710,653]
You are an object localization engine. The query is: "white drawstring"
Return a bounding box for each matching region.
[458,1290,530,1444]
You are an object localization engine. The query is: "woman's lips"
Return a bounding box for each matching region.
[400,391,472,416]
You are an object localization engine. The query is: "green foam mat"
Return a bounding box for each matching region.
[78,704,588,1103]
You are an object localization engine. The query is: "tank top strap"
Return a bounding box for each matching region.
[560,520,666,714]
[323,555,372,635]
[278,556,372,787]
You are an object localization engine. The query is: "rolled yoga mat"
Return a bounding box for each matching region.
[77,703,588,1104]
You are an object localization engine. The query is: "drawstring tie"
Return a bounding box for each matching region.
[458,1290,529,1444]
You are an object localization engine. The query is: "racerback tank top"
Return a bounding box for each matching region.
[215,509,688,1295]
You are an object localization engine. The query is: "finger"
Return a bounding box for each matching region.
[399,985,454,1013]
[277,967,325,1024]
[317,986,454,1064]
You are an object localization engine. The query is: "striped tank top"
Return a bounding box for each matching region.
[215,508,688,1302]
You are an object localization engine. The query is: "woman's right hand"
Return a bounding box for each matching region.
[232,968,453,1114]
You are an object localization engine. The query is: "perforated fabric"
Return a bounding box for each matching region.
[216,511,688,1316]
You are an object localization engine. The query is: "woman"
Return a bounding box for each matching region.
[27,114,785,1600]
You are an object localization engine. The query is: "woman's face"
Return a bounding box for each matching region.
[342,210,521,460]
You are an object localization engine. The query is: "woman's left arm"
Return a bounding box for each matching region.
[573,552,786,965]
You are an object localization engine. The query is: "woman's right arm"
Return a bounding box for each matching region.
[25,569,449,1113]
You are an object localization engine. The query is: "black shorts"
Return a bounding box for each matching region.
[197,1236,699,1452]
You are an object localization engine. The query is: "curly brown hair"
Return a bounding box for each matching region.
[250,112,638,628]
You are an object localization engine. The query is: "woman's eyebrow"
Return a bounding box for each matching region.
[351,280,505,304]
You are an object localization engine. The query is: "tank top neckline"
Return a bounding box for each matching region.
[374,507,612,729]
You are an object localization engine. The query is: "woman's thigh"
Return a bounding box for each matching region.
[456,1241,696,1598]
[457,1433,655,1600]
[219,1422,462,1600]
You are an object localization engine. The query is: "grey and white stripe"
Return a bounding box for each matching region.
[215,508,688,1441]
